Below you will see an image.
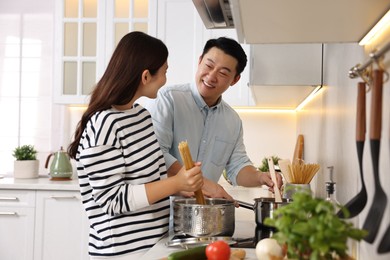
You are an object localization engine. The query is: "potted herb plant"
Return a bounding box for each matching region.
[13,145,39,179]
[264,191,367,260]
[258,155,281,172]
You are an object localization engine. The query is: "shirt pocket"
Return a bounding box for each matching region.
[211,137,234,167]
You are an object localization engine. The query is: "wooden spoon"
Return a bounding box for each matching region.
[278,159,292,183]
[268,157,282,203]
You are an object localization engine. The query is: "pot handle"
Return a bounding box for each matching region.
[236,200,255,210]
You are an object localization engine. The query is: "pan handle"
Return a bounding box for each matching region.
[236,200,255,210]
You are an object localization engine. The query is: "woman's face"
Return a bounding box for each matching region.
[144,61,168,99]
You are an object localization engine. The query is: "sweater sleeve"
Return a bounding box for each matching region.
[79,145,150,215]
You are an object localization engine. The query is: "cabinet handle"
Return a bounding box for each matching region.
[0,197,19,201]
[50,196,77,200]
[0,211,18,216]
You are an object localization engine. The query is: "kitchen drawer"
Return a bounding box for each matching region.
[0,190,36,207]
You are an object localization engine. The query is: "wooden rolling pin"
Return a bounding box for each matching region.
[178,141,206,205]
[292,134,304,163]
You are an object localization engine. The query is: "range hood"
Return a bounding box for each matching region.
[192,0,234,29]
[194,0,390,44]
[248,43,323,110]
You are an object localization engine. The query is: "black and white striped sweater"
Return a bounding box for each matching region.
[76,104,169,257]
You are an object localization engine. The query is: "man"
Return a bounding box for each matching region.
[146,37,282,200]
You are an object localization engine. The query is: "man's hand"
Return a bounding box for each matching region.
[201,178,235,201]
[236,165,283,190]
[259,171,283,192]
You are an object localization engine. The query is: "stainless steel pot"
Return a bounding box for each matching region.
[237,197,291,227]
[173,198,235,237]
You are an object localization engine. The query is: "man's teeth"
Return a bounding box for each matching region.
[204,81,213,87]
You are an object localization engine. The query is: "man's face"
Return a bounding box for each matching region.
[195,47,240,107]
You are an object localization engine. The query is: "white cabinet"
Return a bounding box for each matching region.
[54,0,155,104]
[156,0,203,86]
[0,190,35,260]
[156,0,253,106]
[0,188,89,260]
[34,190,89,260]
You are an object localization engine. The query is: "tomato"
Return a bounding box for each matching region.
[205,240,231,260]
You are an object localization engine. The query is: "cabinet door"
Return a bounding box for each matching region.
[54,0,154,104]
[34,191,89,260]
[0,190,36,260]
[54,0,102,104]
[156,0,204,86]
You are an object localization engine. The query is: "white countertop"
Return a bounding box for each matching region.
[143,221,259,260]
[0,175,80,191]
[1,174,267,259]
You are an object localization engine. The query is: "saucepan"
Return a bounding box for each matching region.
[237,197,291,227]
[173,198,235,237]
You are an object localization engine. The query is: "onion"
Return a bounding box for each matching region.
[255,238,284,260]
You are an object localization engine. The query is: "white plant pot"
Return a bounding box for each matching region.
[13,160,39,179]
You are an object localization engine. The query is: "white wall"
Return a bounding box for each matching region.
[238,110,297,166]
[298,39,390,258]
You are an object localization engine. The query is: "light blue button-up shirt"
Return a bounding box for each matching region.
[145,83,252,186]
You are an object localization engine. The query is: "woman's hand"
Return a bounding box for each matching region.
[174,162,203,193]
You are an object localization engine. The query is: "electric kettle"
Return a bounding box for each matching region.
[45,146,73,180]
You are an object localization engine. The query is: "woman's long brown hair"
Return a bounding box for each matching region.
[67,31,168,159]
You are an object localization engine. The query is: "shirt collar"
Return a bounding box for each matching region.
[190,83,222,111]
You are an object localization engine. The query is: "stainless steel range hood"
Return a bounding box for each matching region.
[248,43,323,110]
[192,0,234,29]
[194,0,390,44]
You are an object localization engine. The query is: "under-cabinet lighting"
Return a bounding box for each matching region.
[295,86,322,111]
[233,107,296,113]
[233,85,323,113]
[359,9,390,46]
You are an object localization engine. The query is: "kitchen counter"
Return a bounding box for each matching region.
[0,175,80,191]
[0,175,268,259]
[143,221,259,260]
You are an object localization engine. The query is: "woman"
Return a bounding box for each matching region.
[67,31,203,259]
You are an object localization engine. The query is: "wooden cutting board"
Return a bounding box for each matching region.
[292,134,304,163]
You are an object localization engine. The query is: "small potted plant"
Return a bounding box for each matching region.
[13,145,39,179]
[258,155,281,172]
[264,191,367,260]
